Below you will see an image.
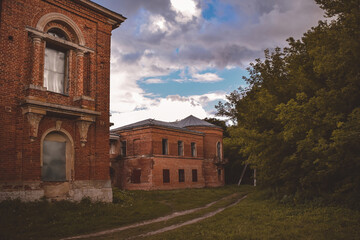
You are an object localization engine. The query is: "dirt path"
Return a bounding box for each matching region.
[130,194,247,239]
[61,193,246,240]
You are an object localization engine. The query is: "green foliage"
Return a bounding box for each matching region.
[216,0,360,206]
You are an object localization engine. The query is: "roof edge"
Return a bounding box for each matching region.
[111,124,205,135]
[74,0,126,28]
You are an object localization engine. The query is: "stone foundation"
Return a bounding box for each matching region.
[0,180,113,202]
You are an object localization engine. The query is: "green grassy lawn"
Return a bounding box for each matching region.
[1,186,359,240]
[0,185,248,240]
[143,191,360,240]
[90,191,245,240]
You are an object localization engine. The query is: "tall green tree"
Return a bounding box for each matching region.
[216,0,360,206]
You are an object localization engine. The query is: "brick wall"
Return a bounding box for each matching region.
[0,0,124,201]
[112,124,225,190]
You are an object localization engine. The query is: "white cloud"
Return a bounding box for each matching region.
[192,73,223,82]
[170,0,200,23]
[106,0,325,128]
[144,78,165,84]
[110,91,226,128]
[142,14,170,34]
[111,97,206,128]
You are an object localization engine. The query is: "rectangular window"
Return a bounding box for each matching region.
[133,139,140,155]
[192,169,198,182]
[162,139,168,155]
[44,46,66,94]
[110,142,116,154]
[121,141,126,156]
[163,169,170,183]
[131,169,141,183]
[191,142,196,157]
[218,169,222,181]
[178,169,185,182]
[178,141,183,156]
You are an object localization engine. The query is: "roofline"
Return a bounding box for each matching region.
[110,133,120,140]
[111,124,205,136]
[185,125,223,130]
[74,0,126,29]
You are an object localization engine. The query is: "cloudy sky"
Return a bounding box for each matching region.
[92,0,325,128]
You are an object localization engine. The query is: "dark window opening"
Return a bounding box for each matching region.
[133,139,140,155]
[217,142,221,160]
[163,169,170,183]
[131,169,141,183]
[48,28,67,40]
[121,141,127,156]
[192,169,198,182]
[162,139,168,155]
[179,169,185,182]
[191,142,196,157]
[218,169,222,181]
[178,141,183,156]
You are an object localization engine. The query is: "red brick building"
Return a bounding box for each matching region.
[0,0,125,201]
[110,116,227,190]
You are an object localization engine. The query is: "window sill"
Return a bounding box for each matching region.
[42,180,69,182]
[46,90,70,97]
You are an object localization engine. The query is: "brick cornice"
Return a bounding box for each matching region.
[21,98,100,121]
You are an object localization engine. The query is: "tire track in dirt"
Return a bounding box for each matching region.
[61,193,244,240]
[129,195,248,239]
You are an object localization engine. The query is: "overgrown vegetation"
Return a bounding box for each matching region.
[144,191,360,240]
[0,186,244,240]
[216,0,360,207]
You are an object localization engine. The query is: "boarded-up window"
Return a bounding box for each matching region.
[178,169,185,182]
[42,140,66,181]
[121,141,127,156]
[162,139,168,155]
[163,169,170,183]
[178,141,183,156]
[131,169,141,183]
[192,169,198,182]
[191,142,196,157]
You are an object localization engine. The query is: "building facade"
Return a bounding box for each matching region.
[0,0,125,202]
[110,116,227,190]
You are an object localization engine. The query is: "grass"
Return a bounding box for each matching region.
[91,191,246,240]
[1,186,359,240]
[143,191,360,240]
[0,185,247,240]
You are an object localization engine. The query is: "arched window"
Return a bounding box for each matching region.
[44,28,69,94]
[42,131,73,181]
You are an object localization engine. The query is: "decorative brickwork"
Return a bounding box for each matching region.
[0,0,125,202]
